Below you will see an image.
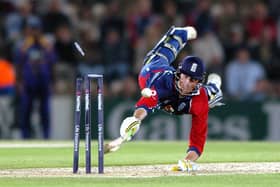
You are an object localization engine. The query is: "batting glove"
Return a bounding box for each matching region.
[171,159,198,172]
[120,116,141,141]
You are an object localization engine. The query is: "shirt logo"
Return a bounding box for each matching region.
[190,63,197,72]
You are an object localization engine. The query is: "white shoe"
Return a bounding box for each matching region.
[185,26,197,40]
[207,73,222,89]
[171,26,197,40]
[206,73,224,108]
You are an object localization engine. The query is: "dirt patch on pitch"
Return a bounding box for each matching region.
[1,162,280,178]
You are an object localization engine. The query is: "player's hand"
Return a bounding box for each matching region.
[105,116,140,154]
[120,116,141,141]
[171,159,198,172]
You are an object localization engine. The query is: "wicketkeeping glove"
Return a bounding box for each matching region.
[120,116,141,141]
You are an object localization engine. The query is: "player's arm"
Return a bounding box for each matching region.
[104,98,155,153]
[186,73,223,159]
[133,107,148,121]
[118,107,147,141]
[173,88,208,172]
[120,90,158,141]
[186,87,209,161]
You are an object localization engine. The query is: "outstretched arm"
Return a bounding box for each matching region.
[119,107,147,141]
[104,108,148,154]
[187,87,209,160]
[172,88,208,172]
[133,108,147,121]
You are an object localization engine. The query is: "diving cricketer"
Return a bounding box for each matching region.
[106,26,223,172]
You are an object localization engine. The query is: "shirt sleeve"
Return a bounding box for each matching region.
[135,89,158,113]
[188,87,209,155]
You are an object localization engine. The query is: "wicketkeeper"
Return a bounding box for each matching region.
[108,26,223,172]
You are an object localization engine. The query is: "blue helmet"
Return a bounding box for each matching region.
[177,56,205,81]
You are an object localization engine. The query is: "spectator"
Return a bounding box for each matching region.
[0,56,15,95]
[102,28,132,81]
[126,0,155,46]
[54,24,77,67]
[245,1,277,56]
[223,24,246,63]
[255,26,280,81]
[4,0,34,42]
[14,17,57,139]
[53,24,78,94]
[0,50,15,138]
[77,26,103,77]
[225,47,268,100]
[42,0,71,34]
[134,20,164,74]
[192,30,225,75]
[217,0,240,44]
[76,4,104,77]
[100,0,125,43]
[184,0,215,35]
[1,0,280,101]
[161,0,184,31]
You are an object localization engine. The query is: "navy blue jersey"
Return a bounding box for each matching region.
[152,71,193,115]
[136,54,209,155]
[137,55,203,115]
[134,26,222,156]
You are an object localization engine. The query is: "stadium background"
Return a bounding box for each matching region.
[0,0,280,140]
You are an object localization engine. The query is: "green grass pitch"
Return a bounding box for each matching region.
[0,141,279,187]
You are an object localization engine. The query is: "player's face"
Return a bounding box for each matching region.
[177,74,199,95]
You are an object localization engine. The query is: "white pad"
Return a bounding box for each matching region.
[120,116,141,141]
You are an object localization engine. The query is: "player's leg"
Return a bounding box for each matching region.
[39,92,50,139]
[138,26,197,89]
[143,26,197,66]
[20,90,33,138]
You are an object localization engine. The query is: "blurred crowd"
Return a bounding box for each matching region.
[1,0,280,138]
[1,0,280,99]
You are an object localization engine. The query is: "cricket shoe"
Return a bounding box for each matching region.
[171,159,198,172]
[207,73,222,89]
[184,26,197,40]
[206,73,224,108]
[170,26,197,41]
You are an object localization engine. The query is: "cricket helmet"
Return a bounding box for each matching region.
[177,56,206,82]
